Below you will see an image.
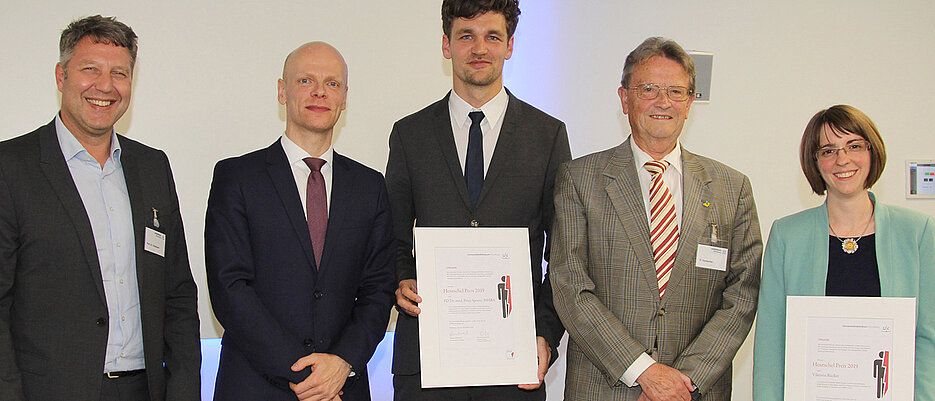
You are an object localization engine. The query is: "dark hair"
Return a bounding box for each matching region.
[799,105,887,195]
[621,37,695,92]
[60,15,138,68]
[442,0,520,38]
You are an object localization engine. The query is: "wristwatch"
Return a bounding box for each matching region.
[689,383,701,400]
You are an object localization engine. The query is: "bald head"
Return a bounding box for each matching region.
[277,41,349,141]
[282,41,348,85]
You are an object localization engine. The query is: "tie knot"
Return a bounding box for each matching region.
[468,111,485,125]
[644,160,669,176]
[304,157,326,172]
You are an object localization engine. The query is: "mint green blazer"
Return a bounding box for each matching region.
[753,194,935,400]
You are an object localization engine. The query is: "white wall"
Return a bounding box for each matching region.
[3,1,934,400]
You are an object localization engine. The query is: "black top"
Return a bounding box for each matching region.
[826,234,881,297]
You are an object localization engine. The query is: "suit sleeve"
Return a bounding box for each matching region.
[0,162,26,400]
[915,215,935,401]
[535,122,571,361]
[752,221,787,401]
[204,160,310,385]
[385,124,416,284]
[672,175,762,393]
[159,155,202,400]
[551,164,649,384]
[328,179,396,373]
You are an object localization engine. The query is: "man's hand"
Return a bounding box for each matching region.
[636,363,694,401]
[289,353,351,401]
[518,336,551,390]
[396,279,421,316]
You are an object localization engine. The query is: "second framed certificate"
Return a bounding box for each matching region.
[785,296,916,400]
[414,227,539,388]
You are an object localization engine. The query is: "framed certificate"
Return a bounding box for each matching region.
[414,227,539,388]
[785,296,917,400]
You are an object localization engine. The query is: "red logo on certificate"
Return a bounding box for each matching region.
[498,275,512,318]
[873,350,889,398]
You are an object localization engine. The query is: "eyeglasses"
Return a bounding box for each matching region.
[628,83,694,102]
[815,140,871,161]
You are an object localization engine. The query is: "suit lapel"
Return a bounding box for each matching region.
[266,141,318,270]
[478,93,519,206]
[318,152,353,273]
[603,139,659,297]
[432,93,474,210]
[663,149,712,298]
[38,122,107,304]
[810,203,831,295]
[869,195,894,296]
[119,141,156,310]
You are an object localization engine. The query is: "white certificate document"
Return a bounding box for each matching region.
[414,227,538,388]
[785,296,916,401]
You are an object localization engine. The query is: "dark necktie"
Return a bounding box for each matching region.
[303,157,327,267]
[465,111,485,207]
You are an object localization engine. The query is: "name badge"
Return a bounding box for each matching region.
[144,227,166,257]
[695,244,728,271]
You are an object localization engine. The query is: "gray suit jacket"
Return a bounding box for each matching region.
[0,120,200,400]
[551,138,761,400]
[386,91,571,375]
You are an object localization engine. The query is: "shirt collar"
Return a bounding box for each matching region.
[630,135,682,175]
[281,133,333,168]
[448,86,509,129]
[55,113,122,164]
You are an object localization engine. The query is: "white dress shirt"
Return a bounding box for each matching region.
[448,87,509,176]
[621,136,684,386]
[280,134,333,217]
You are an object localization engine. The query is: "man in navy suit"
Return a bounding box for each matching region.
[205,42,396,401]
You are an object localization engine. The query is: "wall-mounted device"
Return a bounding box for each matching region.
[688,51,713,103]
[907,160,935,198]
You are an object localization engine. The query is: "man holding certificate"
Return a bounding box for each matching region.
[550,37,762,400]
[385,0,571,399]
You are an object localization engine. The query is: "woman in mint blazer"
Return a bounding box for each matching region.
[753,105,935,400]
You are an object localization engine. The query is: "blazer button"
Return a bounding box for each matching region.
[470,219,479,227]
[96,317,106,326]
[657,308,666,317]
[313,291,323,299]
[304,338,313,348]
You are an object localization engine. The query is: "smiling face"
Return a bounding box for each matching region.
[442,11,514,93]
[278,42,348,138]
[55,36,132,141]
[619,56,694,155]
[817,125,872,200]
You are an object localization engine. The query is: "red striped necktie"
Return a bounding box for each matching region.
[644,160,678,298]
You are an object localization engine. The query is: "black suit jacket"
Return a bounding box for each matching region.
[385,91,571,375]
[205,140,396,400]
[0,120,201,400]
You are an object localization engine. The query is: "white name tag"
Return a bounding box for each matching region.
[695,244,728,271]
[144,227,166,257]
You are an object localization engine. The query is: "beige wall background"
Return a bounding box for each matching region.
[3,1,934,399]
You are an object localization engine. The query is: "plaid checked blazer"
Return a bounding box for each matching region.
[550,138,762,400]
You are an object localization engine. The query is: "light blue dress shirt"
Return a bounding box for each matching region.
[55,115,144,373]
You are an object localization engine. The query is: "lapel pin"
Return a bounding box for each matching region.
[152,208,160,228]
[702,201,710,208]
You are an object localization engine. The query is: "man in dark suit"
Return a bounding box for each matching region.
[386,1,570,399]
[205,42,396,401]
[0,15,201,401]
[550,37,762,401]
